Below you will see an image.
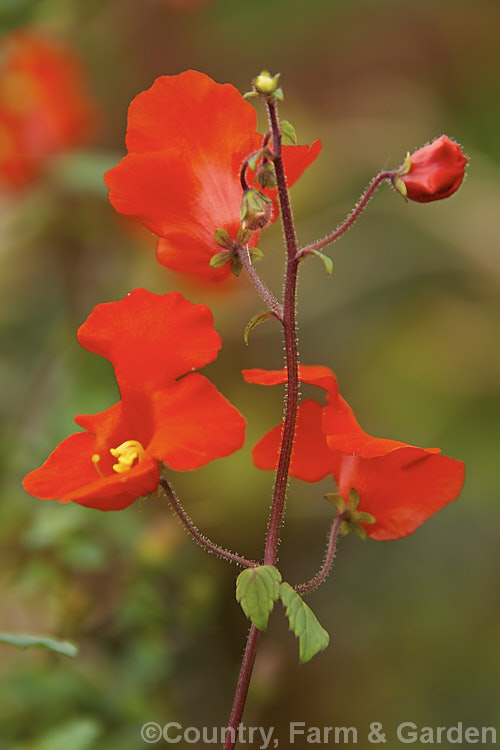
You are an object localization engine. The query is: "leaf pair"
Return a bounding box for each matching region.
[236,565,329,663]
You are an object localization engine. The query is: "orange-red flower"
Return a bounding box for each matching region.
[0,30,95,190]
[395,135,467,203]
[244,366,465,541]
[23,290,246,510]
[105,70,321,283]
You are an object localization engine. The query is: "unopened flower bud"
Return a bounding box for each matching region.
[240,188,272,231]
[393,135,467,203]
[253,70,280,96]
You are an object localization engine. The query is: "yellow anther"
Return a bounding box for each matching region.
[91,454,104,477]
[109,440,145,474]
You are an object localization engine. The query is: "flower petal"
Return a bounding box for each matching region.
[243,364,338,401]
[125,70,258,156]
[335,448,465,540]
[77,289,221,392]
[147,373,246,470]
[253,399,334,482]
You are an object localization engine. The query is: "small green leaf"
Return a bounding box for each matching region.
[310,249,333,276]
[0,633,78,658]
[324,492,347,514]
[280,120,297,145]
[214,228,234,249]
[249,246,264,262]
[209,250,232,268]
[243,91,259,100]
[274,87,285,102]
[236,565,282,630]
[347,488,360,512]
[236,227,253,245]
[279,583,330,663]
[244,311,277,344]
[230,256,243,277]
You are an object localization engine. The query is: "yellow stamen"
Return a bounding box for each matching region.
[92,454,104,477]
[109,440,145,474]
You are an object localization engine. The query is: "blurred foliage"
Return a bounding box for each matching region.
[1,0,499,748]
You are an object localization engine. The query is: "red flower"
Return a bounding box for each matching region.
[0,30,96,190]
[105,70,321,283]
[243,366,465,541]
[394,135,467,203]
[23,290,246,510]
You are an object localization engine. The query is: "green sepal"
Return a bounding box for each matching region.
[347,488,360,512]
[279,582,330,663]
[236,565,282,631]
[273,87,284,102]
[249,246,264,262]
[324,492,347,513]
[310,249,333,276]
[280,120,297,145]
[209,250,232,269]
[248,148,272,172]
[214,228,234,250]
[230,256,243,277]
[244,311,277,344]
[236,227,253,245]
[0,633,78,658]
[243,91,259,100]
[256,161,277,189]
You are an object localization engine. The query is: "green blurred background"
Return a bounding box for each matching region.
[1,0,499,747]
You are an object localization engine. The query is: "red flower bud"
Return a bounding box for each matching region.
[393,135,467,203]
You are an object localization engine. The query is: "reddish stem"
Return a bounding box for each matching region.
[294,515,343,595]
[296,170,394,260]
[222,96,301,750]
[222,626,261,750]
[160,479,257,569]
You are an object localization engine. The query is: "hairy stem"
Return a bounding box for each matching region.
[294,515,343,595]
[296,170,394,260]
[160,478,257,569]
[236,246,283,320]
[222,626,261,750]
[222,96,301,750]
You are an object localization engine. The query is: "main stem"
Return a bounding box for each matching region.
[223,97,301,750]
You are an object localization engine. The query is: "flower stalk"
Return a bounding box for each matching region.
[223,94,302,750]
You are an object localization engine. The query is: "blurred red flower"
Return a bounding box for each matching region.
[244,366,465,540]
[105,70,321,283]
[23,290,246,510]
[0,30,96,190]
[396,135,467,203]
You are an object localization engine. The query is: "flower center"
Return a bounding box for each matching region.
[109,440,145,473]
[91,439,145,477]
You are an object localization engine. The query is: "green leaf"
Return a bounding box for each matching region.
[236,565,282,630]
[214,228,234,249]
[230,256,243,277]
[0,632,78,658]
[324,492,347,514]
[280,120,297,145]
[244,311,277,344]
[311,249,333,276]
[236,227,253,245]
[209,250,231,268]
[248,246,264,262]
[279,582,330,663]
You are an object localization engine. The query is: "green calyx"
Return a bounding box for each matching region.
[325,489,376,540]
[244,71,284,102]
[240,188,272,231]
